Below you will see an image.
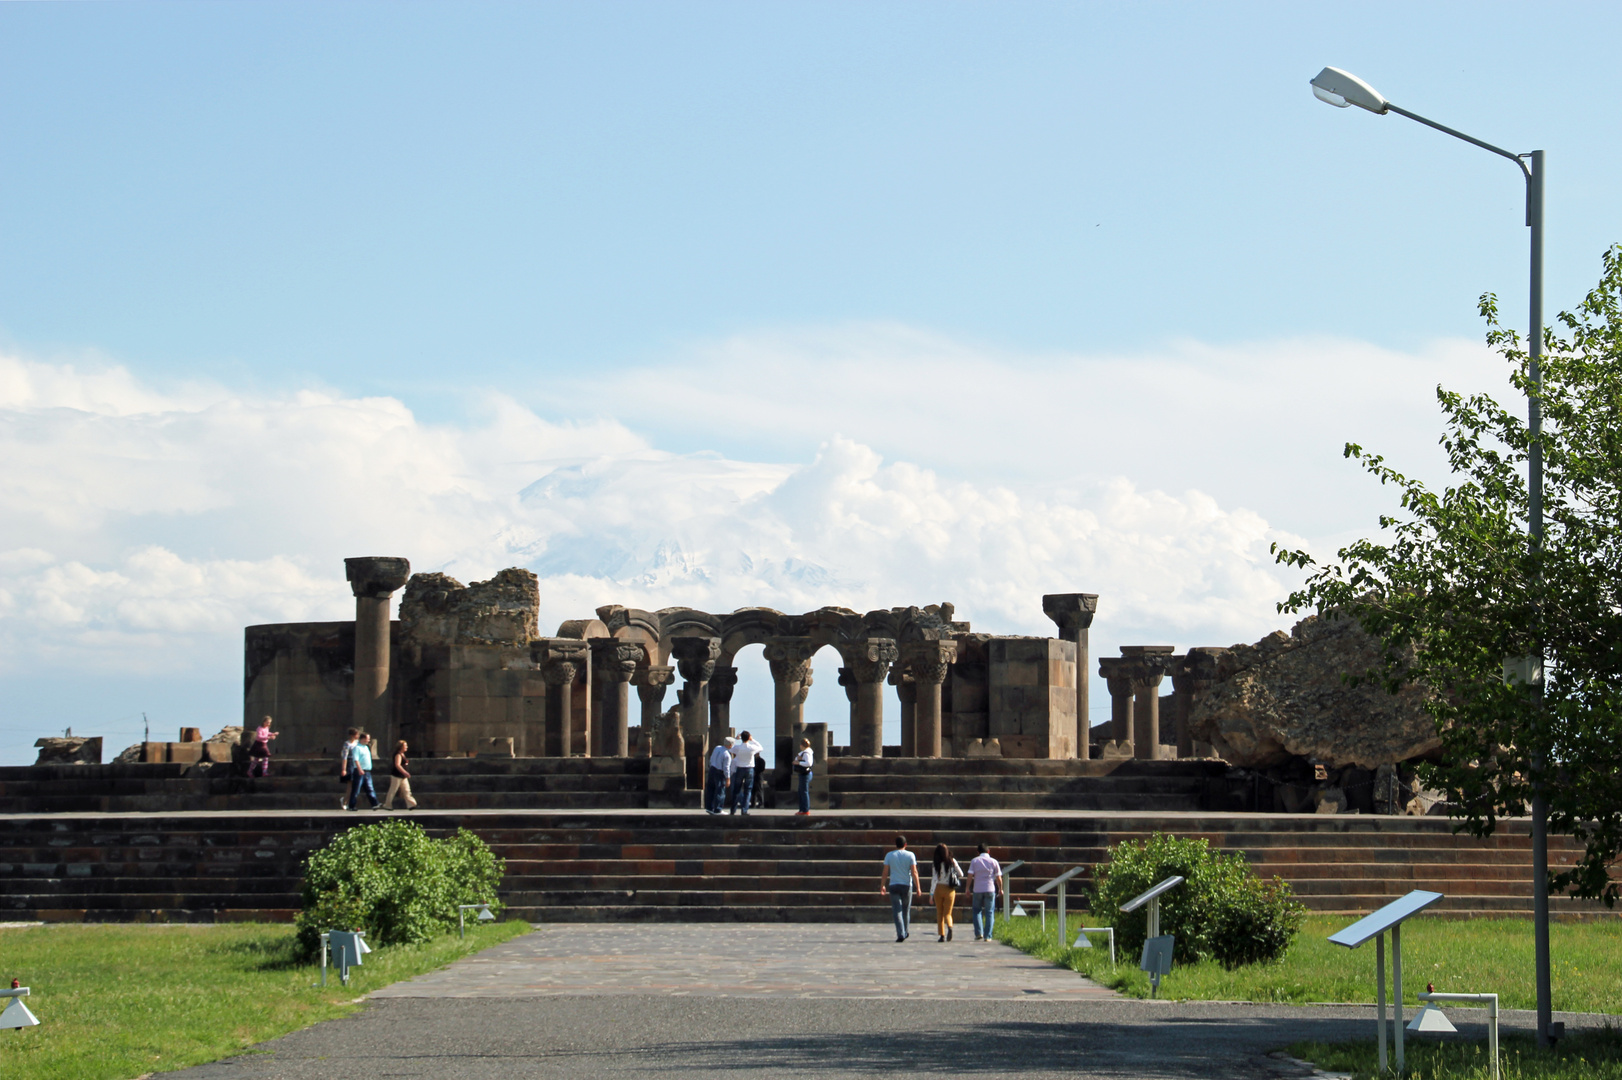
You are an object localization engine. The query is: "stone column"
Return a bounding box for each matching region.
[845,639,897,757]
[708,664,739,751]
[592,640,642,757]
[1043,593,1098,761]
[344,557,411,738]
[1097,656,1134,754]
[541,640,588,757]
[672,637,720,789]
[904,640,958,759]
[765,637,815,773]
[890,669,917,757]
[1121,645,1175,761]
[633,664,675,755]
[1174,648,1226,758]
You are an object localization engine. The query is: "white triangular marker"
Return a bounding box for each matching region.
[1011,903,1028,917]
[1073,931,1093,948]
[0,997,40,1029]
[1407,1004,1457,1033]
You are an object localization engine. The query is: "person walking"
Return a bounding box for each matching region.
[929,844,965,942]
[880,835,922,942]
[729,731,763,816]
[383,739,418,810]
[347,732,380,811]
[964,842,1003,942]
[706,736,735,815]
[338,727,359,809]
[792,737,814,815]
[248,715,278,778]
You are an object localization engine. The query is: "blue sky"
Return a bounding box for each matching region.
[2,1,1619,764]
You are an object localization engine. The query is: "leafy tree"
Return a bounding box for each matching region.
[1274,246,1622,904]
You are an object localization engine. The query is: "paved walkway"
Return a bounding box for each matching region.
[371,924,1118,1000]
[159,924,1608,1080]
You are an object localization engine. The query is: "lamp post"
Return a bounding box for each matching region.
[1309,65,1552,1049]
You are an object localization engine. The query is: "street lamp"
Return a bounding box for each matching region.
[1309,65,1553,1050]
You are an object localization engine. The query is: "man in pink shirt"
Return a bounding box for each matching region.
[964,843,1003,941]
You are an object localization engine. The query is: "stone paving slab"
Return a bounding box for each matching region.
[371,923,1118,1000]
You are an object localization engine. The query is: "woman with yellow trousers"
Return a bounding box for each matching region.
[929,844,965,942]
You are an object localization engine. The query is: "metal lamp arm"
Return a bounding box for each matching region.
[1384,103,1535,223]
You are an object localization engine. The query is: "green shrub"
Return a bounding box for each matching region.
[293,820,505,957]
[1090,833,1305,968]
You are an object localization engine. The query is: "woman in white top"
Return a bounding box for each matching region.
[930,843,965,942]
[793,738,814,815]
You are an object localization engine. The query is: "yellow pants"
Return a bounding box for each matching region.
[384,777,417,809]
[934,887,957,936]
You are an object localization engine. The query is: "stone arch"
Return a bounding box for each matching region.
[718,607,784,666]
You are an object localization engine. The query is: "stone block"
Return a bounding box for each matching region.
[33,737,103,765]
[1100,740,1133,760]
[142,742,170,764]
[962,738,1002,758]
[178,728,202,743]
[477,738,516,758]
[202,740,236,764]
[167,743,204,764]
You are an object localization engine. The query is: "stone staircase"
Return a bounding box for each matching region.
[0,809,1602,925]
[821,758,1228,812]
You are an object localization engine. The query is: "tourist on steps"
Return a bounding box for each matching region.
[965,843,1003,942]
[930,844,964,942]
[347,732,380,811]
[881,835,922,942]
[792,737,814,815]
[729,731,763,816]
[338,727,359,809]
[383,739,418,810]
[705,736,735,815]
[248,715,277,778]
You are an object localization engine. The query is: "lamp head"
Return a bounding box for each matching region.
[477,904,495,921]
[1310,67,1389,114]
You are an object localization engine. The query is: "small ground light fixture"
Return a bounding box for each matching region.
[0,985,39,1029]
[458,903,495,939]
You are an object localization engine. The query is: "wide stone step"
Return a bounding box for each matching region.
[829,793,1203,811]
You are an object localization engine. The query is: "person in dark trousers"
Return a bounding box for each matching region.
[338,727,359,809]
[881,835,922,942]
[248,715,277,778]
[705,736,735,815]
[729,731,763,816]
[792,737,814,815]
[347,732,380,811]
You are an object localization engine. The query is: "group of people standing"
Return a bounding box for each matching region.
[881,835,1003,943]
[705,733,818,816]
[338,727,418,811]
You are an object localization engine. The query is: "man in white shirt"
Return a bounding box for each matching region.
[728,731,764,816]
[880,835,922,942]
[965,843,1003,941]
[706,737,735,815]
[348,732,379,811]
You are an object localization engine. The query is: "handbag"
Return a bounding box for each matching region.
[946,861,965,890]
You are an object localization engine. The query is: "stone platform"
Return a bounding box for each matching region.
[0,756,1245,814]
[0,808,1602,925]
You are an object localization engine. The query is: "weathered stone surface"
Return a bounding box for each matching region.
[1188,613,1439,769]
[34,736,102,764]
[399,568,540,646]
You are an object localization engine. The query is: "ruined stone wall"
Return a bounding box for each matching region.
[243,622,364,757]
[987,637,1077,758]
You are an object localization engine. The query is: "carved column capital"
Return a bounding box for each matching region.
[632,664,675,689]
[902,639,958,685]
[836,667,859,704]
[708,665,739,705]
[539,639,589,686]
[672,637,722,684]
[592,639,643,682]
[888,666,918,704]
[1172,647,1227,694]
[1097,656,1133,696]
[847,639,898,684]
[1041,592,1098,637]
[1119,645,1176,691]
[764,637,817,684]
[345,556,412,599]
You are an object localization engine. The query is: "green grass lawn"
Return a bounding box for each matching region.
[0,919,530,1080]
[995,912,1622,1014]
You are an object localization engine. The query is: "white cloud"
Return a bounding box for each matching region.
[3,325,1508,761]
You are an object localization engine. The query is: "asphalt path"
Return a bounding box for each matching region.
[157,924,1601,1080]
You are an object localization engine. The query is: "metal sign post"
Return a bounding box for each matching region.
[1120,876,1185,999]
[1002,860,1027,925]
[457,903,495,939]
[327,929,372,987]
[1328,889,1444,1075]
[1037,866,1087,947]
